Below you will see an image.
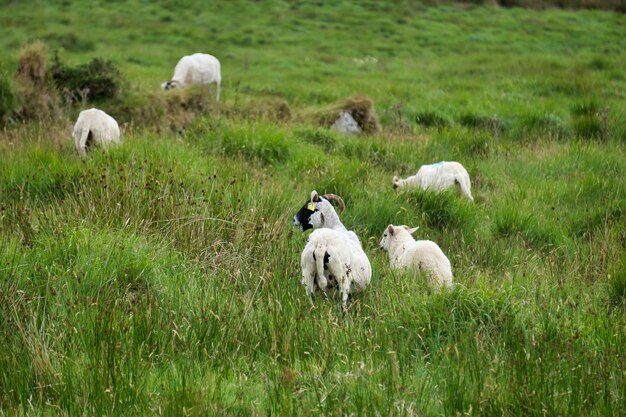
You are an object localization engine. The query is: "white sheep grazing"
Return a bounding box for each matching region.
[72,108,120,159]
[379,224,453,290]
[392,161,474,201]
[294,191,372,309]
[161,53,221,101]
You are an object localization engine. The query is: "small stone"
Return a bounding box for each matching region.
[331,111,361,135]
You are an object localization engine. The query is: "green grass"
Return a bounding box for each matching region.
[1,1,626,416]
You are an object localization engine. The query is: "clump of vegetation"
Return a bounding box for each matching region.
[14,42,60,121]
[415,109,452,128]
[459,112,509,135]
[51,53,125,103]
[110,86,215,132]
[404,188,478,233]
[242,96,292,122]
[296,127,337,153]
[609,254,626,307]
[0,66,16,125]
[513,112,571,140]
[314,94,381,134]
[571,100,609,140]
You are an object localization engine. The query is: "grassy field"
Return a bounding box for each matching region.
[1,1,625,416]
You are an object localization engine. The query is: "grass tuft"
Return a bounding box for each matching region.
[609,254,626,307]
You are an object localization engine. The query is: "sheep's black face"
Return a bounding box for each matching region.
[161,81,179,90]
[293,200,318,232]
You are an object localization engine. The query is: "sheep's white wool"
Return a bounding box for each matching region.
[379,224,453,290]
[72,108,120,158]
[161,53,221,101]
[393,161,473,201]
[301,228,372,307]
[296,191,372,309]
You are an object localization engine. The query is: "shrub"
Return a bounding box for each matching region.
[51,53,125,102]
[14,42,61,121]
[0,66,16,125]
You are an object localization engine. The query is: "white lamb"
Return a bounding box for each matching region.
[72,108,120,159]
[161,53,221,101]
[392,161,474,201]
[379,224,453,290]
[294,191,372,309]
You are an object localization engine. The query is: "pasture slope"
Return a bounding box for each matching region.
[1,1,625,416]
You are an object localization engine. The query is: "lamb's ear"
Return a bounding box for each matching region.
[387,225,394,235]
[408,226,420,235]
[311,190,320,202]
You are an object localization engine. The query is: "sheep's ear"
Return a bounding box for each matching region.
[387,225,394,235]
[393,176,399,182]
[310,190,320,202]
[408,226,420,235]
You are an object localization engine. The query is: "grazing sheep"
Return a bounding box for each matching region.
[393,161,474,201]
[379,224,453,290]
[294,191,372,309]
[72,108,120,158]
[161,53,221,101]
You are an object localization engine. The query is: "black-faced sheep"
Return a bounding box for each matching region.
[161,53,221,101]
[294,191,372,309]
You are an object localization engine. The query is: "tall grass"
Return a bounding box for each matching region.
[1,1,625,416]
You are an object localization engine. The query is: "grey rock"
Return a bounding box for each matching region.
[331,111,361,135]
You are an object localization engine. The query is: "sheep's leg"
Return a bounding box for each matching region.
[340,275,351,311]
[215,81,220,102]
[301,249,317,301]
[75,127,90,159]
[301,269,316,298]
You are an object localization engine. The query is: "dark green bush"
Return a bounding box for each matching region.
[51,53,125,102]
[0,66,16,125]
